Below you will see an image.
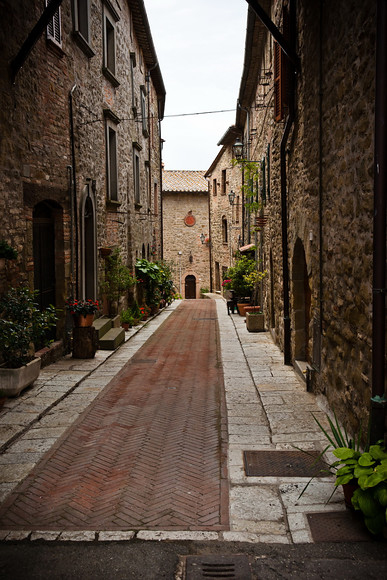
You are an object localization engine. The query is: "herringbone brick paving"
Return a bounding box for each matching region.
[0,300,229,531]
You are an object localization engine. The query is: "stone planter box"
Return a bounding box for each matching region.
[0,357,41,397]
[246,312,265,332]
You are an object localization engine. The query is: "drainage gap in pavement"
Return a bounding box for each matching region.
[185,554,251,579]
[243,450,328,477]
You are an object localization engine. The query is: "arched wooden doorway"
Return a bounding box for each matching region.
[33,202,56,309]
[81,186,97,300]
[185,275,196,299]
[292,238,311,361]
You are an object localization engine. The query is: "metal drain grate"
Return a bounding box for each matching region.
[243,450,328,477]
[307,511,372,543]
[185,555,251,579]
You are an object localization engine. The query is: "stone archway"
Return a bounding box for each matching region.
[292,238,311,362]
[81,185,97,300]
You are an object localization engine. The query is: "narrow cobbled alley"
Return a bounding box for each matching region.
[0,300,228,531]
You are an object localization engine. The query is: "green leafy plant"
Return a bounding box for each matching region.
[102,248,137,314]
[299,410,387,535]
[333,443,387,535]
[223,256,258,298]
[0,240,18,260]
[0,287,57,368]
[120,308,134,326]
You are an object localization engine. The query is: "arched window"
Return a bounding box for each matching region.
[222,216,228,244]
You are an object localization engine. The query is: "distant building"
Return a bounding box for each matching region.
[0,0,165,342]
[162,170,210,298]
[205,126,242,293]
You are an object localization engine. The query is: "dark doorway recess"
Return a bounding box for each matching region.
[185,274,196,299]
[33,201,56,310]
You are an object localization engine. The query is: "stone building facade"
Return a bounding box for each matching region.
[226,0,384,437]
[205,127,243,293]
[162,170,210,299]
[0,0,165,338]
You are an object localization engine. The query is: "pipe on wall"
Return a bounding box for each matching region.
[69,84,79,297]
[370,0,387,444]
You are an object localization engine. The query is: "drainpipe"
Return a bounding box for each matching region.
[69,84,79,297]
[370,0,387,444]
[280,1,297,366]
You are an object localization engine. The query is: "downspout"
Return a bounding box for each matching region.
[69,84,79,297]
[159,117,164,259]
[370,0,387,444]
[281,1,297,366]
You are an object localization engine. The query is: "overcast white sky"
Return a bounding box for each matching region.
[145,0,248,171]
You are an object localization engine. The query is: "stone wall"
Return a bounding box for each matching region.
[0,0,164,330]
[239,0,377,434]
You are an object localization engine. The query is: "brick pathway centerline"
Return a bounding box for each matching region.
[0,300,229,531]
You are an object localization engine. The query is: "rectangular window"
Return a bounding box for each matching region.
[45,0,62,47]
[154,182,158,215]
[130,53,137,115]
[145,162,150,208]
[103,3,119,86]
[74,0,89,42]
[141,86,149,137]
[105,119,118,202]
[213,178,217,196]
[134,151,140,205]
[274,8,289,122]
[72,0,94,56]
[221,169,226,194]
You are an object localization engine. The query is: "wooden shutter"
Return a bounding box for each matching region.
[274,41,284,121]
[46,0,62,46]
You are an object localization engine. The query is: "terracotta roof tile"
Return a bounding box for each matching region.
[162,170,208,193]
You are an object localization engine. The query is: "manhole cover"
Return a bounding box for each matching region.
[307,511,372,542]
[185,555,251,579]
[243,450,328,477]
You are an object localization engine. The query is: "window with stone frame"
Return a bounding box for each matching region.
[102,1,120,87]
[274,7,289,122]
[72,0,94,57]
[130,53,137,116]
[222,216,228,244]
[140,86,149,137]
[133,146,141,206]
[45,0,62,47]
[213,178,217,196]
[221,169,227,195]
[104,112,119,203]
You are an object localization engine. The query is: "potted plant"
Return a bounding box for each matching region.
[0,287,57,396]
[65,298,99,327]
[246,309,265,332]
[299,411,387,536]
[120,308,134,331]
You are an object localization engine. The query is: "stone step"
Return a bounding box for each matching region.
[98,327,125,350]
[93,316,112,339]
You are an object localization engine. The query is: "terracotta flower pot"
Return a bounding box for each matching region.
[73,314,94,327]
